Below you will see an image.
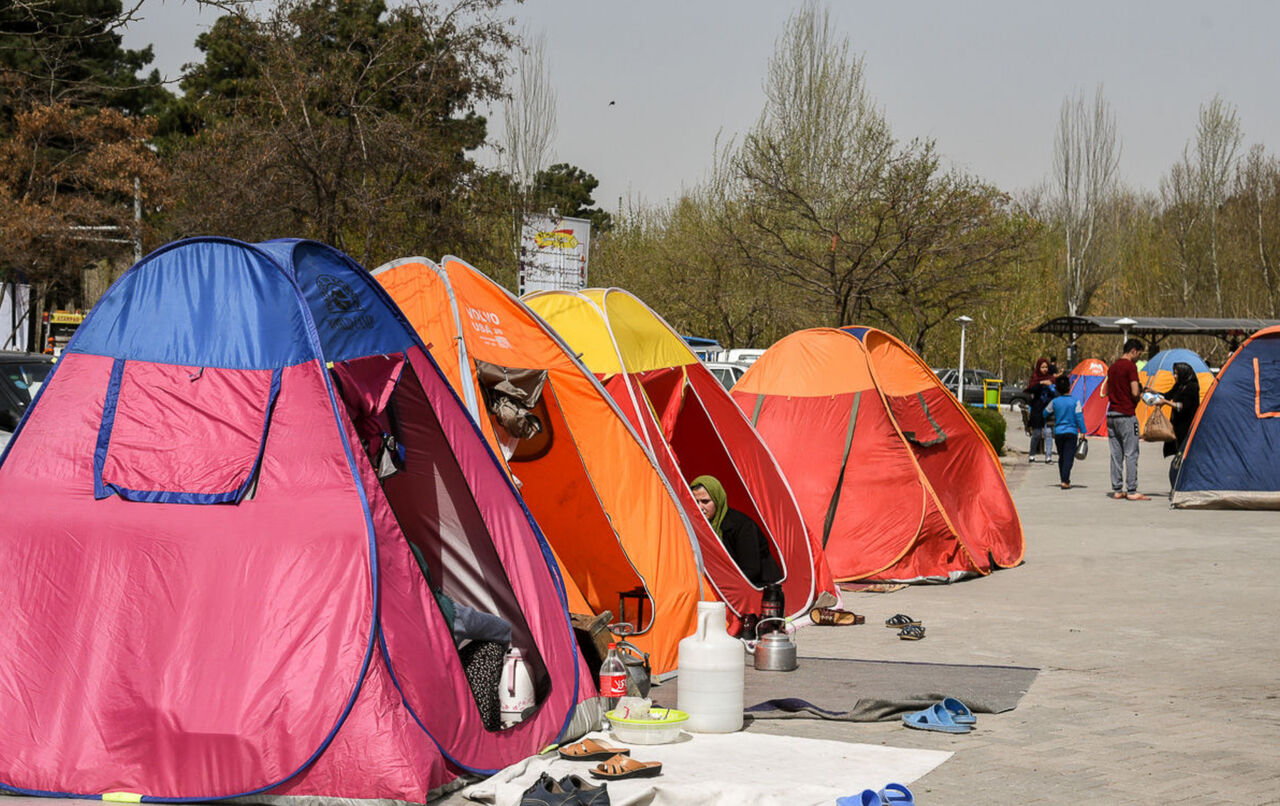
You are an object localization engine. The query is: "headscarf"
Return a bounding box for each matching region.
[1029,357,1054,386]
[690,475,727,537]
[1170,362,1200,399]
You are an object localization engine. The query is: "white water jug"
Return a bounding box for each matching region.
[677,601,744,733]
[498,647,535,727]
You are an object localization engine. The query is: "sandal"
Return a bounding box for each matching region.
[1126,492,1151,501]
[558,738,630,761]
[884,613,920,629]
[810,607,864,626]
[901,703,969,733]
[590,753,663,780]
[898,624,926,640]
[1110,492,1126,500]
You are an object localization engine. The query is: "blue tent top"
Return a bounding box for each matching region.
[69,238,417,370]
[1144,348,1210,377]
[1174,327,1280,507]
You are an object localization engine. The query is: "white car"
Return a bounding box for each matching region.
[705,361,749,390]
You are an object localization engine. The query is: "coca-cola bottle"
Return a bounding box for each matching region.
[599,642,627,712]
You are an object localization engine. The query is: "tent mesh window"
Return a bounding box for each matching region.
[331,354,552,728]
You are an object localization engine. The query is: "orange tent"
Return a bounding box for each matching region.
[526,289,837,624]
[732,327,1025,582]
[373,257,701,675]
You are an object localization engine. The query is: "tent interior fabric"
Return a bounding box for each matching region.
[1174,326,1280,508]
[373,256,702,675]
[732,327,1025,583]
[1068,358,1109,437]
[525,289,836,625]
[0,238,589,804]
[1135,348,1213,429]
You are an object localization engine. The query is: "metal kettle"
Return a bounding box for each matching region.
[751,617,798,671]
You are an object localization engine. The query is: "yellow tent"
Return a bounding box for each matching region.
[526,289,837,628]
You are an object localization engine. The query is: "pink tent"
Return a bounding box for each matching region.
[0,238,591,803]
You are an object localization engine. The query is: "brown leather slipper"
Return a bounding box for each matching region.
[558,739,631,761]
[590,753,662,780]
[810,607,864,626]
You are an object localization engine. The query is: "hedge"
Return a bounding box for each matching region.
[966,406,1007,455]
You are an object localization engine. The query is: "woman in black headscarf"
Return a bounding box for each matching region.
[1157,362,1201,490]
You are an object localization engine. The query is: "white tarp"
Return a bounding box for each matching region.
[518,214,590,295]
[462,730,951,805]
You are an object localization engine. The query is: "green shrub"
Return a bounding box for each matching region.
[966,406,1007,455]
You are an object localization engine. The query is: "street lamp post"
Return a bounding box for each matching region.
[956,315,973,405]
[1115,317,1136,354]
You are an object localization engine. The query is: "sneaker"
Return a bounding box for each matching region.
[520,773,578,806]
[560,775,611,806]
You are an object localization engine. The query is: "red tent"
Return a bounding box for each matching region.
[733,327,1025,582]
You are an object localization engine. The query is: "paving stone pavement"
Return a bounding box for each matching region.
[738,417,1280,805]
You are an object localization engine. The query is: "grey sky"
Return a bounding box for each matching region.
[124,1,1280,210]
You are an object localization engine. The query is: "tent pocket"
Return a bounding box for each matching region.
[1254,358,1280,418]
[94,358,281,503]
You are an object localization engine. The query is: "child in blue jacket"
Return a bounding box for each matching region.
[1049,375,1088,489]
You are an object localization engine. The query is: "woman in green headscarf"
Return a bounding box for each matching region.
[690,475,781,587]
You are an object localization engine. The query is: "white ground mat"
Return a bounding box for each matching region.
[461,730,951,805]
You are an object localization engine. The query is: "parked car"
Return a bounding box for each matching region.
[713,348,765,366]
[934,367,1030,410]
[706,361,749,390]
[0,352,54,446]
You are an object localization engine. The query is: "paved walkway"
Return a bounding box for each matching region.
[744,418,1280,804]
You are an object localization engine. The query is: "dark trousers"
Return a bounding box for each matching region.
[1054,433,1078,484]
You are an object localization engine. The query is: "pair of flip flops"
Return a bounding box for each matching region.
[901,698,976,733]
[885,614,924,640]
[557,739,662,780]
[837,783,915,806]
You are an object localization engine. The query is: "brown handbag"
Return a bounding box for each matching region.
[1142,406,1176,442]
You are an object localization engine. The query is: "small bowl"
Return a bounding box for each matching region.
[605,707,689,745]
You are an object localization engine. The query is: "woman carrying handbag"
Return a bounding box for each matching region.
[1152,362,1201,492]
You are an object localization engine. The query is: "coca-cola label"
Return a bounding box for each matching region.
[600,672,627,697]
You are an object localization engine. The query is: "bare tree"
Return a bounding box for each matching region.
[726,2,909,326]
[1193,95,1243,315]
[1050,85,1121,316]
[501,30,557,191]
[1236,143,1280,316]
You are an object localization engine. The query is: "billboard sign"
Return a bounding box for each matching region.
[518,214,590,295]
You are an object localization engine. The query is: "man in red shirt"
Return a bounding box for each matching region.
[1103,339,1148,500]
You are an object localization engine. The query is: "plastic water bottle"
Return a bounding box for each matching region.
[599,642,627,713]
[677,601,744,733]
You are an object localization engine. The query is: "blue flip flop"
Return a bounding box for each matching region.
[939,697,976,725]
[836,790,883,806]
[901,702,971,733]
[879,783,915,804]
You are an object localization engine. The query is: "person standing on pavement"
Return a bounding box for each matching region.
[1024,358,1056,463]
[1102,338,1148,500]
[1049,375,1087,489]
[1155,361,1201,492]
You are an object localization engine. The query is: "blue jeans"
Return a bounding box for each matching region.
[1107,414,1140,494]
[1029,425,1054,460]
[1054,433,1078,484]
